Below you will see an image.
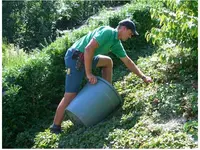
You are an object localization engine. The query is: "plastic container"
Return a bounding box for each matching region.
[65,76,122,127]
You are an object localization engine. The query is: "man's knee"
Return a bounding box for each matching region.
[103,56,113,69]
[107,57,113,68]
[96,55,113,69]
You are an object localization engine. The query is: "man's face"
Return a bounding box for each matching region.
[120,27,133,41]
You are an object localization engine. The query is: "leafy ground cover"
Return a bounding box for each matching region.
[33,1,198,145]
[33,42,197,148]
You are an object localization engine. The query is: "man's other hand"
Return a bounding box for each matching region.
[142,76,153,83]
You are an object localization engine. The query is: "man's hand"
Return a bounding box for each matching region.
[87,74,97,84]
[142,76,153,83]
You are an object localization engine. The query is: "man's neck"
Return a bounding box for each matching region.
[117,28,121,40]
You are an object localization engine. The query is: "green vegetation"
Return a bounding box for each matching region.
[2,43,30,68]
[3,0,130,51]
[2,0,197,148]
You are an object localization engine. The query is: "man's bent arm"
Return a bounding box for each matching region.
[84,38,99,77]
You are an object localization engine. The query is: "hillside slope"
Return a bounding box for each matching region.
[33,44,198,148]
[33,1,198,149]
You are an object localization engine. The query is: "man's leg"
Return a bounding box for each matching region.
[50,93,77,134]
[53,92,77,126]
[96,55,113,83]
[50,49,86,134]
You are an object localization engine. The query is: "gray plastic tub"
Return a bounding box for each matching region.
[65,76,122,127]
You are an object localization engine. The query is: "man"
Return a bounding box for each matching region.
[50,19,153,134]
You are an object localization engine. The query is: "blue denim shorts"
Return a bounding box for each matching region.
[64,48,99,93]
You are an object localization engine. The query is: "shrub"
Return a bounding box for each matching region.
[2,52,51,147]
[2,37,69,147]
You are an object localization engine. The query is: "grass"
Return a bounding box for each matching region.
[2,43,40,69]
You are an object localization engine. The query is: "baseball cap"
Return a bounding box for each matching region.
[118,19,139,36]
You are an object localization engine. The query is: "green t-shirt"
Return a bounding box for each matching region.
[71,26,127,58]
